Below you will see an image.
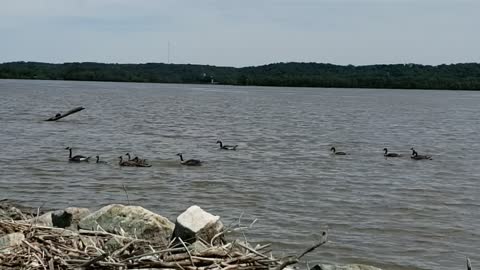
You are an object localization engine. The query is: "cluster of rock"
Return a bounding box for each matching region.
[0,200,383,270]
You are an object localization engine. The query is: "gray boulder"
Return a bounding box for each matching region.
[28,207,90,230]
[312,264,383,270]
[78,204,174,241]
[0,233,25,254]
[172,205,224,244]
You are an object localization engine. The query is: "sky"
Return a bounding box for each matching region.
[0,0,479,67]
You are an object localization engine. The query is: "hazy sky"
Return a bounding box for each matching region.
[1,0,479,67]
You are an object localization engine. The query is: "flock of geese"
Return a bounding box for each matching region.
[66,142,432,168]
[330,147,432,160]
[65,140,239,167]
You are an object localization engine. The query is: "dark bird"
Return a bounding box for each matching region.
[330,147,347,155]
[95,156,108,164]
[128,153,151,167]
[383,148,401,157]
[118,156,136,166]
[216,140,238,150]
[410,148,432,160]
[176,153,202,166]
[65,147,90,162]
[119,156,152,167]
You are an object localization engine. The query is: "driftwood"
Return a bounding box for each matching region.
[1,219,319,270]
[45,106,85,121]
[0,201,331,270]
[275,233,328,270]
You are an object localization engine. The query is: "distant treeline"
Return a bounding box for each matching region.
[1,61,480,90]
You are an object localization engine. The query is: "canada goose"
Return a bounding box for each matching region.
[65,147,90,162]
[216,140,238,150]
[383,148,401,157]
[119,156,151,167]
[132,157,151,167]
[127,154,150,166]
[132,156,145,164]
[330,147,347,155]
[176,153,202,166]
[96,156,108,164]
[410,148,432,160]
[118,156,136,166]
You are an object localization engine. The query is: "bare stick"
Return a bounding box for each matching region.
[120,247,188,262]
[236,242,272,260]
[179,237,195,267]
[122,184,130,205]
[274,231,329,270]
[80,252,109,267]
[297,231,328,260]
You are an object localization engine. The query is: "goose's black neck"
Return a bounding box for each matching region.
[68,148,72,159]
[178,154,184,161]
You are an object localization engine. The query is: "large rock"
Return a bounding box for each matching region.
[312,264,383,270]
[0,233,25,254]
[28,207,90,230]
[172,205,224,244]
[78,204,174,241]
[56,207,91,230]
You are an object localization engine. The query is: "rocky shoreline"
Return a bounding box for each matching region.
[0,199,383,270]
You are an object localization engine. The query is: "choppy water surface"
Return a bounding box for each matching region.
[0,79,479,269]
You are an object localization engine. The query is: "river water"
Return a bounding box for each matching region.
[0,79,478,269]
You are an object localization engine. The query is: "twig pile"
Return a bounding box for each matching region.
[0,220,296,270]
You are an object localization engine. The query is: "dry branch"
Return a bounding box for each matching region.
[0,215,329,270]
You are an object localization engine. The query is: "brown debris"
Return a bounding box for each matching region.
[0,220,290,270]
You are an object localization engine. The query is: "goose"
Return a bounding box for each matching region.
[65,147,90,162]
[135,162,152,167]
[216,140,238,150]
[95,156,108,164]
[330,147,347,155]
[118,156,137,166]
[126,153,141,162]
[176,153,202,166]
[383,148,401,157]
[132,157,152,167]
[410,148,432,160]
[132,156,145,164]
[128,154,150,166]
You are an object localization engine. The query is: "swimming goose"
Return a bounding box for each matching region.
[132,157,151,167]
[330,147,347,155]
[96,156,108,164]
[127,154,150,166]
[176,153,202,166]
[65,147,90,162]
[410,148,432,160]
[216,140,238,150]
[118,156,137,166]
[383,148,401,157]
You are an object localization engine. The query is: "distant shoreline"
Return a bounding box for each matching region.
[1,61,479,90]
